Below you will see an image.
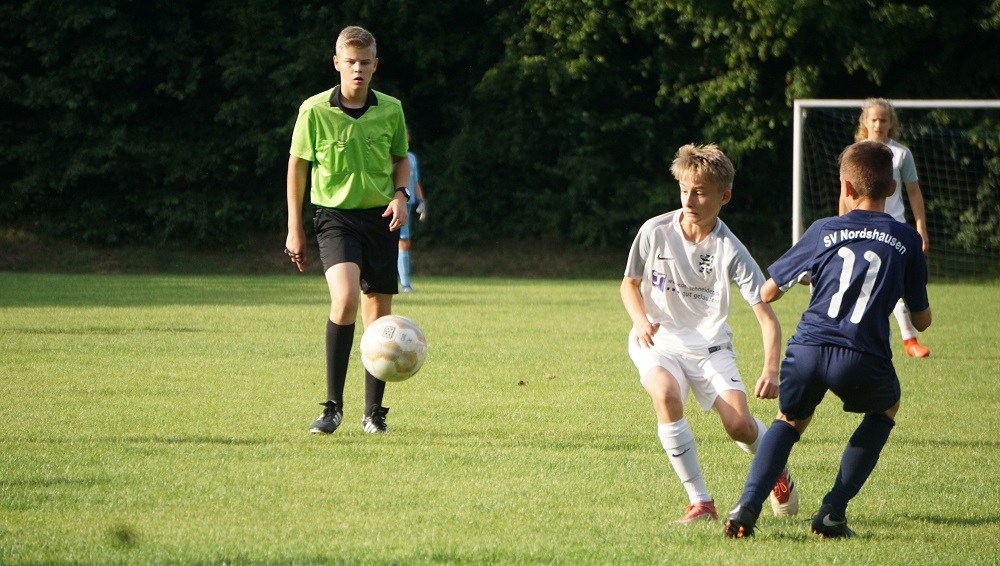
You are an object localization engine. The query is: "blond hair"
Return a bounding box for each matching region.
[855,97,899,141]
[839,140,894,200]
[669,143,735,190]
[336,26,376,57]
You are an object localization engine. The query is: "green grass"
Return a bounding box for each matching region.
[1,273,998,564]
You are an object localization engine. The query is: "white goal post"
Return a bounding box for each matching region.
[791,99,1000,278]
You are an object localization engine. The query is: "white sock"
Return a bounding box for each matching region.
[894,298,917,340]
[736,417,767,455]
[658,419,710,503]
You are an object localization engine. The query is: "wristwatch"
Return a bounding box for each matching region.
[395,186,410,199]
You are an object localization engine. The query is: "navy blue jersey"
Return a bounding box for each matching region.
[768,209,928,360]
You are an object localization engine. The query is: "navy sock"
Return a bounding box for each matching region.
[325,320,354,407]
[823,413,895,516]
[738,420,800,513]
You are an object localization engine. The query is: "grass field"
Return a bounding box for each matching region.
[1,273,999,564]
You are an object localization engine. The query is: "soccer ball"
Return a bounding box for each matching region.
[360,315,427,382]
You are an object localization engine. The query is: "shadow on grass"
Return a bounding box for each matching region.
[904,514,1000,526]
[1,228,625,279]
[11,435,273,446]
[0,477,109,489]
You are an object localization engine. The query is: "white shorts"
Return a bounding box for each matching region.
[628,329,745,412]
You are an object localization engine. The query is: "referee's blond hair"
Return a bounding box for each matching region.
[336,26,377,57]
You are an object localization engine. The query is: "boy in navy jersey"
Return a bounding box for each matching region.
[724,140,931,539]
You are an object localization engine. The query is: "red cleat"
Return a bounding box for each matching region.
[676,500,718,524]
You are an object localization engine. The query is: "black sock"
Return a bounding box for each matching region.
[325,320,354,408]
[364,369,386,417]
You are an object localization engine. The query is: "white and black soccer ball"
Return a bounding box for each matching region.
[360,315,427,382]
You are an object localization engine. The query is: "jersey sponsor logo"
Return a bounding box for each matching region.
[651,270,719,304]
[651,269,675,292]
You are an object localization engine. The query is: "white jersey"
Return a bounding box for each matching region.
[884,139,919,222]
[624,210,766,355]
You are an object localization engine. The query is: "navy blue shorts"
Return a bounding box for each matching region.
[778,344,900,420]
[314,206,399,295]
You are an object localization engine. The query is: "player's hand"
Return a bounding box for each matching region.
[753,370,780,400]
[284,231,306,272]
[384,195,409,231]
[416,199,427,221]
[633,321,660,348]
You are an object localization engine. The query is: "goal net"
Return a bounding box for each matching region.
[792,99,1000,279]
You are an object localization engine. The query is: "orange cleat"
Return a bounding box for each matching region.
[676,500,718,524]
[903,338,930,358]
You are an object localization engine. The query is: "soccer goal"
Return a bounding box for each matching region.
[792,99,1000,279]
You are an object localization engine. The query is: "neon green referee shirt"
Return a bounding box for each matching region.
[290,86,408,209]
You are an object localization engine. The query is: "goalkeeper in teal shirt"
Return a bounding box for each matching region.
[285,25,410,435]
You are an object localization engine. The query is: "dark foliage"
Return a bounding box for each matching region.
[2,0,998,252]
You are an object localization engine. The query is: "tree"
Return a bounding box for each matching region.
[428,0,1000,249]
[2,0,999,252]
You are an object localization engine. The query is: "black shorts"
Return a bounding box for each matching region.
[314,206,399,295]
[778,344,901,420]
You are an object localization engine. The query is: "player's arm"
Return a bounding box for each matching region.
[750,300,782,399]
[285,155,310,272]
[620,276,659,347]
[761,278,785,303]
[384,154,410,231]
[905,180,929,253]
[774,271,811,292]
[910,306,932,332]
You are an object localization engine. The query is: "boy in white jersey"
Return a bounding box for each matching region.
[621,143,798,524]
